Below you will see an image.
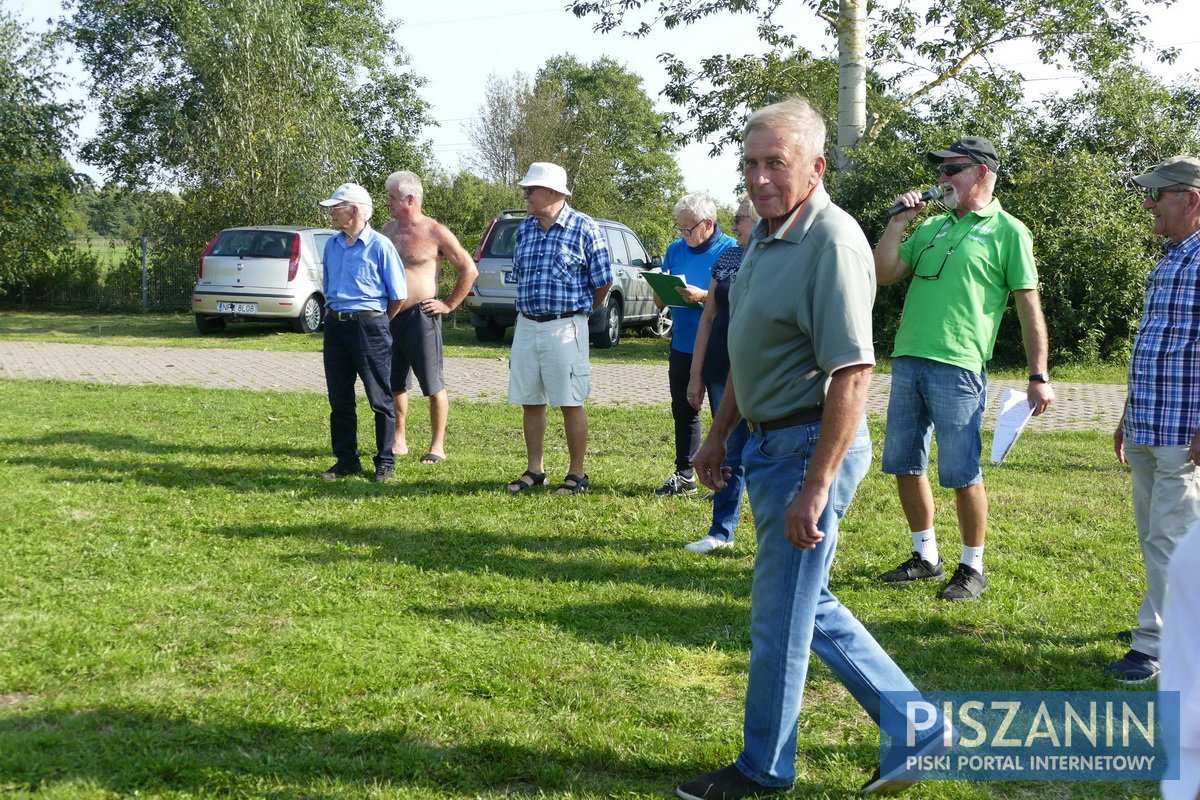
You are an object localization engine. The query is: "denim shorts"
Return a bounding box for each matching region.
[881,356,985,488]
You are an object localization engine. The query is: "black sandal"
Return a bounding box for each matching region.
[506,470,546,493]
[555,473,589,494]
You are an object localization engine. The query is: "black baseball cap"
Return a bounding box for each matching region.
[927,136,1000,172]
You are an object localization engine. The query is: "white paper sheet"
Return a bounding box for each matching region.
[990,387,1034,463]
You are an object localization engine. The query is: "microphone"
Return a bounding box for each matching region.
[885,186,943,218]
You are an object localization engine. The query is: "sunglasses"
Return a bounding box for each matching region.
[1143,186,1196,202]
[938,163,979,177]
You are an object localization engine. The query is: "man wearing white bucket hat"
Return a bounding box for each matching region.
[504,162,613,495]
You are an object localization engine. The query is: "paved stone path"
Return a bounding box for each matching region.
[0,341,1124,432]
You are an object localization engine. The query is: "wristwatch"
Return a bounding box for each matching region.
[1028,372,1050,383]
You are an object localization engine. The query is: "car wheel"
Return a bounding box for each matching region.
[592,297,622,349]
[195,314,227,334]
[290,294,323,334]
[474,322,506,342]
[644,305,672,338]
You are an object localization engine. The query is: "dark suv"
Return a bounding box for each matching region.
[464,210,670,348]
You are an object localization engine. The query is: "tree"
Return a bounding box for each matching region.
[468,56,685,253]
[0,12,80,285]
[568,0,1176,157]
[62,0,432,288]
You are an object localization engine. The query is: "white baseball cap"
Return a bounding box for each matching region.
[318,182,372,207]
[518,162,572,197]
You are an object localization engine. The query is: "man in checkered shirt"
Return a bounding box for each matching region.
[504,162,613,496]
[1111,155,1200,684]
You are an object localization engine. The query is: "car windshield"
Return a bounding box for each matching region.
[210,231,296,259]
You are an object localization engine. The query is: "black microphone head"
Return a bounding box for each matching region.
[921,186,944,202]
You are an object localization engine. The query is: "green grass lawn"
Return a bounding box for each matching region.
[0,378,1156,798]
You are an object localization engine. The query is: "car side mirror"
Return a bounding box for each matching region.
[648,255,663,270]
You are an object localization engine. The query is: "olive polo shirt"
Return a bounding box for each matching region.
[727,184,877,423]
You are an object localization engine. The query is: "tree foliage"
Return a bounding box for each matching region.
[468,56,684,254]
[569,0,1175,153]
[0,12,80,285]
[61,0,432,284]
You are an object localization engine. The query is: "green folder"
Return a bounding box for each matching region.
[642,271,703,309]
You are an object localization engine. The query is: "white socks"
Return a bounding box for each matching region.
[961,544,985,573]
[911,528,939,564]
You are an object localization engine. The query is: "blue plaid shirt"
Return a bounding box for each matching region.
[513,205,613,316]
[1125,228,1200,446]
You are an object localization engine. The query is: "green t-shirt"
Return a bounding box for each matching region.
[894,200,1037,372]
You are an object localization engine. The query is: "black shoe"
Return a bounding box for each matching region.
[676,764,785,800]
[879,552,944,584]
[371,465,394,483]
[1116,629,1134,645]
[1107,649,1160,684]
[937,563,988,601]
[655,471,698,496]
[861,725,954,796]
[320,463,361,481]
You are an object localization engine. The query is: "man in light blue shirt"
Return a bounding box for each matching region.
[317,182,407,483]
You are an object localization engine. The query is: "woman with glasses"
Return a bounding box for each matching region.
[651,192,737,498]
[681,195,758,553]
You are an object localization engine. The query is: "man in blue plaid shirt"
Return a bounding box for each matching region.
[1111,155,1200,684]
[505,162,613,495]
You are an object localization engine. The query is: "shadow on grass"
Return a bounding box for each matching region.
[0,706,851,798]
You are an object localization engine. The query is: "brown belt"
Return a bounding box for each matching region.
[327,309,384,322]
[745,405,824,433]
[524,312,579,323]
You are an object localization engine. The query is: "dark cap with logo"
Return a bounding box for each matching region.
[927,136,1000,172]
[1132,156,1200,190]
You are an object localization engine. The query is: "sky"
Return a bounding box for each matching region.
[8,0,1200,202]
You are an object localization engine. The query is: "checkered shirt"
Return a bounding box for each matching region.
[513,205,613,316]
[1125,228,1200,446]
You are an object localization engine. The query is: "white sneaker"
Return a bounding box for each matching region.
[684,535,732,554]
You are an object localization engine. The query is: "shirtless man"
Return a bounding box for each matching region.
[380,170,478,464]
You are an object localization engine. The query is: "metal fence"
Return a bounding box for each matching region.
[2,238,194,310]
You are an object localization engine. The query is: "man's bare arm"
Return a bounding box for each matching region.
[1013,288,1054,416]
[420,223,478,315]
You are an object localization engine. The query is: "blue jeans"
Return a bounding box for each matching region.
[736,419,919,787]
[881,356,986,489]
[708,380,749,543]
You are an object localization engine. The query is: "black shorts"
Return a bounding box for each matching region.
[389,305,446,396]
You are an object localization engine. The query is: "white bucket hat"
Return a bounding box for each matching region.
[518,162,572,197]
[318,182,373,208]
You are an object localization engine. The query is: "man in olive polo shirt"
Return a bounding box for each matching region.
[874,136,1054,601]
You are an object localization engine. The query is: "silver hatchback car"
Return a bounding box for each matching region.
[192,225,335,334]
[464,211,670,348]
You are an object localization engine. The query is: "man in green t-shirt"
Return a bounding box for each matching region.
[873,136,1055,601]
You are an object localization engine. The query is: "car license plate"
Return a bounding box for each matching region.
[503,270,517,285]
[217,302,257,314]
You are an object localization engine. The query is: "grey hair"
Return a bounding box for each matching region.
[736,192,760,223]
[673,192,718,222]
[385,170,424,205]
[743,96,826,160]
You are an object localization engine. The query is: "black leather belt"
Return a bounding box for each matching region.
[327,309,384,322]
[745,405,824,433]
[524,312,579,323]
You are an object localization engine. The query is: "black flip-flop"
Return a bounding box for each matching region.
[420,453,445,465]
